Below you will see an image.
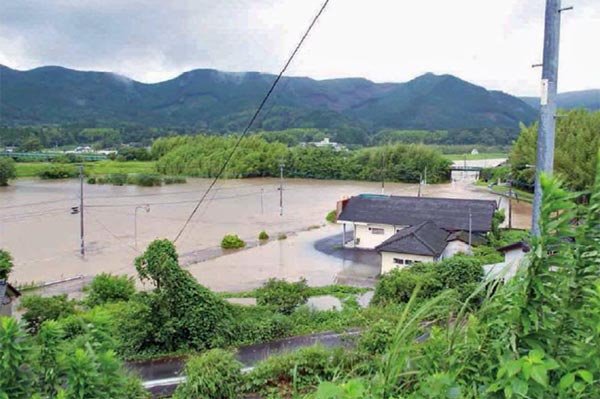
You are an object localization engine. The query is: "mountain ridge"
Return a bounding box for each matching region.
[1,64,538,131]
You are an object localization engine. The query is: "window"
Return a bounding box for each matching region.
[405,260,414,265]
[393,258,404,265]
[370,227,385,235]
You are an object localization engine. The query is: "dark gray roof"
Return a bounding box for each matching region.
[497,241,530,253]
[376,221,450,257]
[338,194,497,232]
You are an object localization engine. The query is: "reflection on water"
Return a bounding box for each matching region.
[0,159,530,291]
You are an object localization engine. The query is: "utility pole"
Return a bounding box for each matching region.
[79,164,85,256]
[134,204,150,249]
[279,161,285,216]
[260,188,264,214]
[424,167,427,186]
[468,208,472,247]
[381,153,385,194]
[508,179,513,230]
[532,0,571,236]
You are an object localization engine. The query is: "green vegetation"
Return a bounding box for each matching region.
[88,173,185,186]
[221,234,246,249]
[256,278,310,315]
[0,317,147,399]
[325,210,337,223]
[510,109,599,192]
[154,135,452,183]
[0,158,16,186]
[37,164,79,179]
[173,349,243,399]
[84,273,136,307]
[15,160,155,178]
[19,294,77,334]
[258,230,269,240]
[0,249,13,280]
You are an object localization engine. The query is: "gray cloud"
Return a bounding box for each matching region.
[0,0,598,96]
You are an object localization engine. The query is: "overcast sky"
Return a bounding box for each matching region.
[1,0,598,96]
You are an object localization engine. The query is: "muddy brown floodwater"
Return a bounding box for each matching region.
[0,159,531,293]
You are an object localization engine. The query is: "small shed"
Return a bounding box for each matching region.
[1,283,21,317]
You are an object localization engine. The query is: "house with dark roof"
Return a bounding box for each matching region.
[336,194,497,273]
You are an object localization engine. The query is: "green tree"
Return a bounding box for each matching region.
[256,278,309,314]
[20,294,77,334]
[510,109,599,192]
[85,273,136,307]
[0,158,16,186]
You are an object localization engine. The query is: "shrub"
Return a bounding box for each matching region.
[173,349,243,399]
[256,278,309,314]
[0,249,13,280]
[85,273,136,307]
[245,346,350,397]
[108,173,128,186]
[436,255,484,289]
[278,233,288,240]
[87,176,97,184]
[230,305,292,345]
[20,294,77,334]
[221,234,246,249]
[258,230,269,240]
[127,173,162,187]
[325,210,337,223]
[163,176,186,185]
[358,319,395,355]
[37,164,78,179]
[372,268,442,305]
[0,157,16,186]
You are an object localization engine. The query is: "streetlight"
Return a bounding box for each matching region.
[134,204,150,249]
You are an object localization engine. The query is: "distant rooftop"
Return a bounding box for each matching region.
[376,221,449,256]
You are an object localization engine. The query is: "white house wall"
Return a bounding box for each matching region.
[381,252,434,274]
[353,223,398,249]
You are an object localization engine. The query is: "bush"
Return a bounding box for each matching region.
[278,233,287,240]
[173,349,243,399]
[256,278,309,314]
[221,234,246,249]
[108,173,128,186]
[37,164,78,179]
[127,173,162,187]
[0,158,16,186]
[20,294,77,334]
[230,305,292,346]
[326,210,337,223]
[358,319,395,355]
[245,346,350,397]
[258,230,269,240]
[372,268,442,305]
[436,255,484,289]
[162,176,186,185]
[85,273,136,307]
[0,249,13,280]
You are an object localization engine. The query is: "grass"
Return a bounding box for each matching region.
[220,284,370,300]
[15,160,156,178]
[444,152,508,161]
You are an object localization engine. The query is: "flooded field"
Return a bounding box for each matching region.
[0,159,531,291]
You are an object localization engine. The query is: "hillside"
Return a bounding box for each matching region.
[0,65,537,131]
[520,89,600,111]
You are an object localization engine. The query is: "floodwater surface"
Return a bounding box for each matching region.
[0,159,531,291]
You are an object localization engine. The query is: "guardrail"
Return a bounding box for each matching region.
[0,151,108,161]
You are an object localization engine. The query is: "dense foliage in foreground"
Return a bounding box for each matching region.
[153,135,452,183]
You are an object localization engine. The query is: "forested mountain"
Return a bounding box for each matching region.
[520,89,600,111]
[1,65,536,131]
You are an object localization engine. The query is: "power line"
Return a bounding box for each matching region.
[172,0,331,243]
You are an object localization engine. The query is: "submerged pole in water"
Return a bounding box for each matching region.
[79,164,85,256]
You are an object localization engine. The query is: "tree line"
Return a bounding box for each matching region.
[153,135,453,183]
